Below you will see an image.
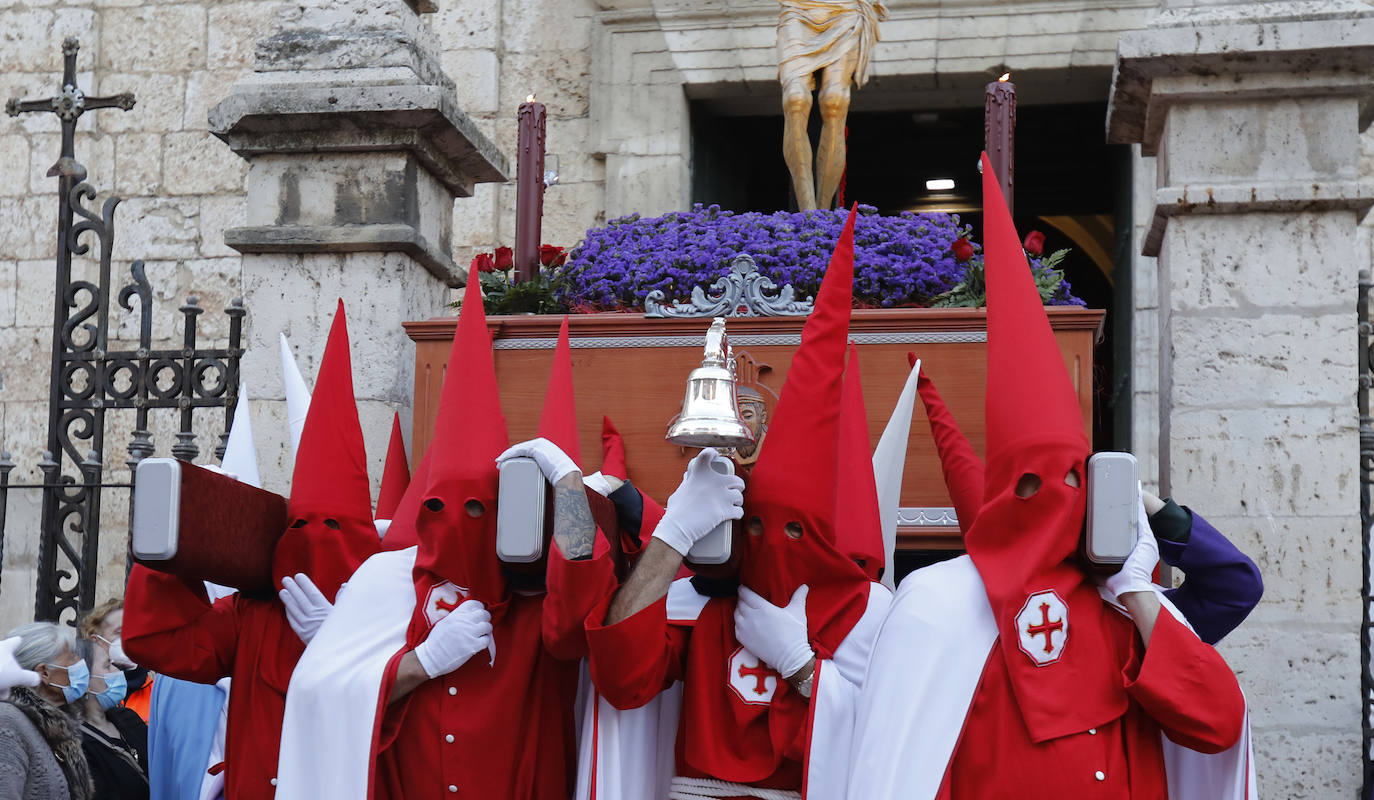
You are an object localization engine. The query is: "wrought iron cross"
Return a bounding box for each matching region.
[6,37,134,168]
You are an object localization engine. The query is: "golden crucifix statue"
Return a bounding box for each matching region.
[777,0,887,210]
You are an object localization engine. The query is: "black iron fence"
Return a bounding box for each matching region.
[1359,269,1373,798]
[3,38,243,625]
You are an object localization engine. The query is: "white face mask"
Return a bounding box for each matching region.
[94,635,136,671]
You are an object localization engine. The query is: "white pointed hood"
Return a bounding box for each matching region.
[872,357,920,591]
[280,332,312,465]
[221,381,261,489]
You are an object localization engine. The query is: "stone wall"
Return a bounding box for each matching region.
[433,0,608,272]
[0,0,537,625]
[1112,3,1374,794]
[0,2,267,626]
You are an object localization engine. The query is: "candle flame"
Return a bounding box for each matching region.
[998,73,1011,82]
[526,94,536,103]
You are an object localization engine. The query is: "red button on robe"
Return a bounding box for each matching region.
[939,608,1245,799]
[124,565,304,800]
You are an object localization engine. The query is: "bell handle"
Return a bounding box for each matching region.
[702,317,728,367]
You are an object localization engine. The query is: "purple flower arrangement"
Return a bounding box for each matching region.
[552,204,1083,311]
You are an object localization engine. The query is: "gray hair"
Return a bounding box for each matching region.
[6,622,78,670]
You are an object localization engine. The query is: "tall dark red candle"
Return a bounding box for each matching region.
[515,95,546,283]
[984,74,1016,215]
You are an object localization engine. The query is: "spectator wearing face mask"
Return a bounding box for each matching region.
[76,637,149,800]
[0,621,95,800]
[82,600,154,721]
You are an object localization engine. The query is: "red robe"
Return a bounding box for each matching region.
[939,608,1245,799]
[372,550,618,800]
[123,565,303,800]
[586,591,822,791]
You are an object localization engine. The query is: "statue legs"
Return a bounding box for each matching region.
[815,57,857,210]
[781,75,817,211]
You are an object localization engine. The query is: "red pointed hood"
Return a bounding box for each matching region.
[739,206,869,658]
[834,342,884,581]
[272,300,380,600]
[376,412,411,520]
[963,153,1121,743]
[380,447,430,551]
[911,354,985,535]
[410,284,510,630]
[600,416,628,481]
[538,317,582,466]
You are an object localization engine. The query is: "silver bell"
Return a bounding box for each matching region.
[666,317,757,449]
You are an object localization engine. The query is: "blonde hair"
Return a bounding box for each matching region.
[78,598,123,640]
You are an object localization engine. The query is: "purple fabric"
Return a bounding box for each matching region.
[1160,509,1263,645]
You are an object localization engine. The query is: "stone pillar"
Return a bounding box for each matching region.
[1109,3,1374,794]
[209,0,507,491]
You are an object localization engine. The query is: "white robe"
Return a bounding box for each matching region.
[274,547,419,800]
[572,579,701,800]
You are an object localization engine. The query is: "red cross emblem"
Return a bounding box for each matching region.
[727,646,778,705]
[1015,590,1068,666]
[423,581,468,627]
[1026,603,1063,653]
[738,661,772,695]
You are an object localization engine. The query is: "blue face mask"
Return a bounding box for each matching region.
[50,659,89,704]
[93,670,127,711]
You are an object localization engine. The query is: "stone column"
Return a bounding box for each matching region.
[208,0,507,490]
[1109,3,1374,794]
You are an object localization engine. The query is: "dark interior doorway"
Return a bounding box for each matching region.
[689,99,1132,456]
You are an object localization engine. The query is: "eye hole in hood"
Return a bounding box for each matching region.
[1014,473,1042,499]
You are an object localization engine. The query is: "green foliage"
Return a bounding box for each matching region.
[473,268,564,315]
[933,249,1074,308]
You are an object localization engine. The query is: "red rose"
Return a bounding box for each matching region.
[470,253,496,273]
[951,238,975,263]
[494,246,514,270]
[1022,231,1045,257]
[539,244,566,267]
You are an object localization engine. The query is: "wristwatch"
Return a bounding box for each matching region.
[789,666,815,698]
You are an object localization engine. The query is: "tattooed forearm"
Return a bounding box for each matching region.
[605,538,681,624]
[552,473,596,561]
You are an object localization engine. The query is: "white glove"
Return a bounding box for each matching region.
[279,573,333,645]
[413,599,494,678]
[107,637,136,671]
[496,437,580,485]
[733,585,813,678]
[652,448,745,556]
[581,471,622,497]
[0,636,40,700]
[200,464,240,482]
[1103,496,1160,600]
